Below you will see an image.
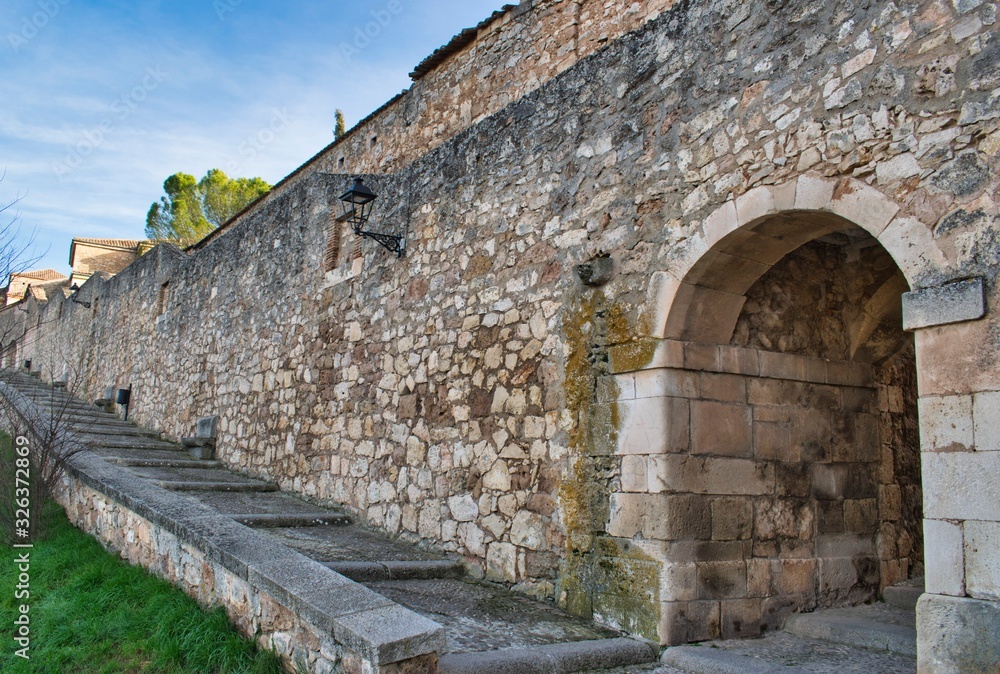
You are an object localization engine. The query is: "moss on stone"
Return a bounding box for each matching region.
[557,292,660,642]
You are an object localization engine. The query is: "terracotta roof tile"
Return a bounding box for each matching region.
[72,238,143,249]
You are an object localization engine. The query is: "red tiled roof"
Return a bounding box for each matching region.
[13,269,67,281]
[72,238,143,249]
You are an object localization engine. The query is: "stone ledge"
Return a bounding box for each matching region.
[902,278,986,331]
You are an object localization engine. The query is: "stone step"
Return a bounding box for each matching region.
[883,578,923,611]
[261,524,454,566]
[363,578,638,663]
[69,424,162,439]
[157,480,279,492]
[95,448,200,462]
[106,457,224,469]
[440,637,657,673]
[783,604,916,657]
[75,435,178,451]
[323,560,464,582]
[230,512,351,527]
[659,631,916,673]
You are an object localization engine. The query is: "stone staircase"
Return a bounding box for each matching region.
[0,371,656,673]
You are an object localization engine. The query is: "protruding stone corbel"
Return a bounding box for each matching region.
[902,277,986,331]
[576,255,615,286]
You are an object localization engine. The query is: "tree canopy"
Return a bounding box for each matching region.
[145,170,271,246]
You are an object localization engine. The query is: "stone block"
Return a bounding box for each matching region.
[811,463,849,500]
[641,339,686,370]
[718,345,759,376]
[879,484,902,521]
[691,401,752,458]
[615,397,690,456]
[915,319,998,396]
[965,520,1000,601]
[702,200,738,248]
[646,271,682,340]
[816,534,875,558]
[620,455,648,493]
[917,594,1000,674]
[660,562,699,602]
[817,500,845,535]
[829,178,900,235]
[486,542,517,582]
[721,598,763,639]
[923,451,1000,520]
[698,561,748,600]
[759,350,807,382]
[903,278,985,331]
[973,391,1000,451]
[747,558,771,598]
[664,283,747,343]
[794,174,836,211]
[700,372,747,402]
[711,497,753,541]
[658,600,721,645]
[844,498,878,535]
[818,556,860,595]
[683,342,720,372]
[775,559,816,596]
[608,493,710,542]
[919,394,974,452]
[754,421,794,462]
[735,186,777,226]
[650,455,773,496]
[634,368,699,399]
[878,216,950,286]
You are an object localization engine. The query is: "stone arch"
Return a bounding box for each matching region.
[648,175,950,342]
[626,175,945,645]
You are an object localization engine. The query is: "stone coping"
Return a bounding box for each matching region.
[610,339,873,388]
[0,378,446,667]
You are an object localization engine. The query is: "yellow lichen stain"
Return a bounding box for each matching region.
[557,292,660,642]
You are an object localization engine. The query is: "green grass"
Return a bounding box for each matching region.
[0,505,286,674]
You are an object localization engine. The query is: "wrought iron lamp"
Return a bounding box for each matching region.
[69,284,91,308]
[338,177,405,258]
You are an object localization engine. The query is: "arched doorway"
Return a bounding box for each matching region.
[624,177,940,645]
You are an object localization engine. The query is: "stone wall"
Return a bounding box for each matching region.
[9,0,1000,665]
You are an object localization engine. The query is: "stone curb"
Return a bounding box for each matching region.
[439,637,658,673]
[659,645,809,673]
[0,374,447,667]
[784,612,916,656]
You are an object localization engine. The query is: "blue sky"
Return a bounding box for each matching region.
[0,0,505,275]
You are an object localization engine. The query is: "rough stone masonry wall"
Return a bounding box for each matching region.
[13,0,1000,657]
